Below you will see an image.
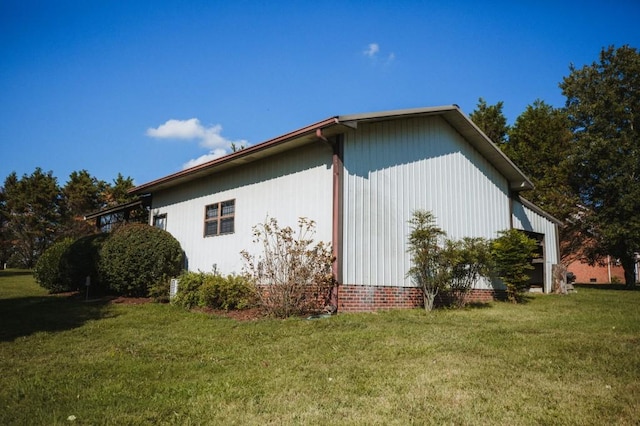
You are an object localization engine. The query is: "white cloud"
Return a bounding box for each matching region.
[364,43,380,57]
[363,43,395,65]
[146,118,248,170]
[182,149,228,169]
[146,118,205,139]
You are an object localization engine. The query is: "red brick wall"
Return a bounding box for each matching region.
[338,284,506,312]
[567,259,625,283]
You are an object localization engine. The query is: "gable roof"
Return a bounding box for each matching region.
[131,105,533,195]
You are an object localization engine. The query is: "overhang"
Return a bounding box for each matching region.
[130,105,533,195]
[130,117,347,195]
[84,197,150,221]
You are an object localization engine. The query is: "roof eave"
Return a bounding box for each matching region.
[130,116,341,195]
[131,105,535,195]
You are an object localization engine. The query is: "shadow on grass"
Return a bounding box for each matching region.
[574,283,640,291]
[0,269,33,278]
[0,294,114,342]
[464,302,493,309]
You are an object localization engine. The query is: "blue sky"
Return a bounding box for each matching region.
[1,0,639,187]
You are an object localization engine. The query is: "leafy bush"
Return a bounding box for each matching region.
[442,237,492,307]
[149,278,172,303]
[172,271,256,310]
[491,229,538,302]
[62,233,109,296]
[99,223,184,297]
[199,274,255,310]
[171,271,207,309]
[408,211,495,310]
[33,238,75,293]
[241,217,334,318]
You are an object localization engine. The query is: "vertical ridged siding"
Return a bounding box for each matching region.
[512,200,560,292]
[151,143,334,274]
[342,116,511,287]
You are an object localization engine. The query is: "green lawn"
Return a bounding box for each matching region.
[1,270,639,425]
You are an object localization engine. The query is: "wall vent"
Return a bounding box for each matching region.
[169,278,179,299]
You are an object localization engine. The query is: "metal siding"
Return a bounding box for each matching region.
[150,143,333,274]
[342,116,511,287]
[512,200,560,293]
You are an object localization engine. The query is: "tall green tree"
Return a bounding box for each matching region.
[506,100,583,264]
[61,170,107,238]
[559,45,640,286]
[469,98,509,145]
[2,168,63,268]
[105,173,136,206]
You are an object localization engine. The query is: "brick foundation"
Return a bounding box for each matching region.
[338,284,506,312]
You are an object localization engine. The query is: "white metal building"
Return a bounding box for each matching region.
[130,106,560,311]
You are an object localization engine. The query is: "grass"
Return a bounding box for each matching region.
[1,270,639,425]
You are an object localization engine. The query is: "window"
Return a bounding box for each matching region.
[204,199,235,237]
[153,213,167,230]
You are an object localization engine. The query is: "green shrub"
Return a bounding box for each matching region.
[149,278,171,303]
[171,271,207,309]
[172,271,256,311]
[33,238,75,293]
[442,237,492,308]
[490,229,538,302]
[99,223,184,297]
[62,233,109,296]
[199,274,255,310]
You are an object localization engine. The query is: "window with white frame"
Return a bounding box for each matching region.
[204,199,235,237]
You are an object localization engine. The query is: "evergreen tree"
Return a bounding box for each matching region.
[105,173,136,206]
[469,98,509,145]
[2,169,63,268]
[61,170,107,238]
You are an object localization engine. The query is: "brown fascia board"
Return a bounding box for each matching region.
[130,116,341,195]
[131,105,534,195]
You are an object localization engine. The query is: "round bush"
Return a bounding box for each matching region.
[62,233,109,296]
[33,238,75,293]
[99,224,184,297]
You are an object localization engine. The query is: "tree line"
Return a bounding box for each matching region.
[1,45,638,286]
[0,169,137,268]
[469,45,639,287]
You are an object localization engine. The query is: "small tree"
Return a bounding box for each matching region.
[407,210,447,312]
[491,229,538,303]
[443,237,492,307]
[241,217,334,318]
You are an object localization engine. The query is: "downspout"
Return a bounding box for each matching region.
[316,128,343,312]
[508,191,514,229]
